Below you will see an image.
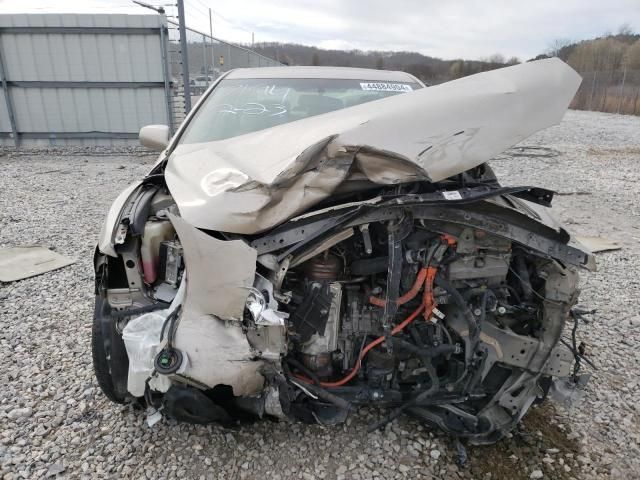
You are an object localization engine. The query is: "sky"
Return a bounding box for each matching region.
[1,0,639,60]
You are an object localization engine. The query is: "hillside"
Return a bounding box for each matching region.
[542,33,640,115]
[181,31,640,115]
[252,42,517,84]
[251,34,640,115]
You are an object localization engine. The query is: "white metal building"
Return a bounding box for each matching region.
[0,14,172,146]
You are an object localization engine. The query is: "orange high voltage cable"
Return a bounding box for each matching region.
[369,267,428,307]
[294,267,437,388]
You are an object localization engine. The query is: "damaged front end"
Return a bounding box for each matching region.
[92,59,595,444]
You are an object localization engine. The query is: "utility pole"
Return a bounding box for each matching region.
[202,33,208,86]
[209,8,215,74]
[177,0,191,112]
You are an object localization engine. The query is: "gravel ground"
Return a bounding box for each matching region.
[1,110,639,480]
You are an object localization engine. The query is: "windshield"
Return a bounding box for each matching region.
[179,77,422,144]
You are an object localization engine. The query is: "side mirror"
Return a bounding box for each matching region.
[139,125,170,151]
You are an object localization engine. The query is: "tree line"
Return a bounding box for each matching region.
[252,43,521,84]
[549,28,640,115]
[252,27,640,115]
[179,24,640,115]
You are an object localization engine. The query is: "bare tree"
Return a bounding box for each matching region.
[547,38,572,58]
[618,23,634,36]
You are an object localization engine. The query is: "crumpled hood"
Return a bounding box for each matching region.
[165,58,581,234]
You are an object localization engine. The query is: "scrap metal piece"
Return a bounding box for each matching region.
[574,235,622,253]
[0,246,75,282]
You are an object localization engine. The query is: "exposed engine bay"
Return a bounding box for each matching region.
[92,59,595,444]
[94,174,593,444]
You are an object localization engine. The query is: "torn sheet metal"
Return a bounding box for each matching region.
[0,246,75,282]
[245,287,288,326]
[168,214,264,395]
[169,213,257,319]
[574,235,622,253]
[165,58,581,234]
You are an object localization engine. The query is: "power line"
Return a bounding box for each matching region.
[185,0,252,34]
[184,0,208,18]
[189,0,211,13]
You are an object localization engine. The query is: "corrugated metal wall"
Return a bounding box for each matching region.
[0,14,171,146]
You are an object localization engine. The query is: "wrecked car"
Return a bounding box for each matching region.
[93,59,594,444]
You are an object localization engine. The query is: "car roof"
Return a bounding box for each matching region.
[225,66,423,84]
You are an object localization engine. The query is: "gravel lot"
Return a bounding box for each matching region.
[1,110,639,480]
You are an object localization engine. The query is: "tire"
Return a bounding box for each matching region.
[92,295,129,403]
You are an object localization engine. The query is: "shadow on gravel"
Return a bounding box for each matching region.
[464,402,580,480]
